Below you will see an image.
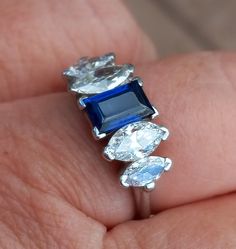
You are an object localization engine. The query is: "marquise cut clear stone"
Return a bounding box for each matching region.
[120,156,172,187]
[63,53,134,94]
[63,53,115,78]
[104,121,168,162]
[70,64,134,94]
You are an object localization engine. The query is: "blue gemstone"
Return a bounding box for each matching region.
[83,80,155,134]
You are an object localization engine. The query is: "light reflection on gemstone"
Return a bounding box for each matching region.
[83,81,155,134]
[63,53,134,94]
[120,156,172,187]
[70,64,134,94]
[63,53,115,78]
[104,121,168,162]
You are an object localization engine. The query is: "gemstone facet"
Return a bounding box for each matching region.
[63,53,134,94]
[83,80,155,134]
[63,53,115,78]
[104,121,168,162]
[120,156,172,187]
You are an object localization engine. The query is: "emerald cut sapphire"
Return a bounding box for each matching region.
[83,80,155,134]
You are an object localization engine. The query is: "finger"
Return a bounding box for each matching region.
[0,173,106,248]
[105,193,236,249]
[1,52,236,228]
[0,93,134,228]
[138,52,236,212]
[0,0,157,102]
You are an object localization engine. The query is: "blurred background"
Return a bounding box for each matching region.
[126,0,236,57]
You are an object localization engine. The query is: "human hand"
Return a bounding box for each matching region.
[0,1,236,248]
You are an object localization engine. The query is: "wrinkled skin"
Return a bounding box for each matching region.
[0,0,236,248]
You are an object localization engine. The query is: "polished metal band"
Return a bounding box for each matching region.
[133,188,152,218]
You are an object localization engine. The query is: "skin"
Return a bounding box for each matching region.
[0,0,236,248]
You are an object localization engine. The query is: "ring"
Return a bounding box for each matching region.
[63,53,172,218]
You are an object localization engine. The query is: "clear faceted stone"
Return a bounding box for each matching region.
[63,53,115,78]
[120,156,171,187]
[71,64,134,94]
[63,53,134,94]
[104,121,168,162]
[80,53,116,70]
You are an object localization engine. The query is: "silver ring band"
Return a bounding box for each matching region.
[133,188,151,219]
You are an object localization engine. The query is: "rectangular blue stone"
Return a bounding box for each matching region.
[83,80,155,134]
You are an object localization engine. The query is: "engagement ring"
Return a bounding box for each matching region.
[63,53,172,218]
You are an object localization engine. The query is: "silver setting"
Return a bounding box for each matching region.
[144,182,156,191]
[105,52,116,64]
[92,127,107,140]
[159,126,170,141]
[120,175,130,188]
[164,157,172,171]
[132,76,143,87]
[77,96,87,110]
[151,106,159,119]
[103,149,115,161]
[124,64,135,76]
[78,56,89,64]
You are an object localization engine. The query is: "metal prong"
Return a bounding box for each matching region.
[63,66,77,78]
[126,64,135,74]
[105,52,116,64]
[103,147,115,161]
[79,56,89,64]
[92,127,107,140]
[132,76,143,86]
[144,182,155,191]
[120,175,129,188]
[151,106,159,119]
[77,97,87,110]
[160,126,170,140]
[164,158,172,171]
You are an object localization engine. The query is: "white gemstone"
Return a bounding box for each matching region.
[82,53,115,69]
[120,156,172,187]
[70,64,134,94]
[63,53,115,78]
[63,53,134,94]
[104,121,168,162]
